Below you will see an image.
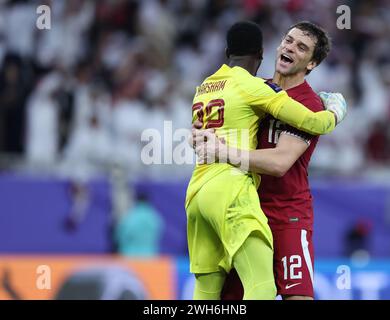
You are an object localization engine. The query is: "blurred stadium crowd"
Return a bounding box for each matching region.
[0,0,389,181]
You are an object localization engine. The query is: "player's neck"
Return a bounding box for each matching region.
[228,57,259,76]
[272,72,305,90]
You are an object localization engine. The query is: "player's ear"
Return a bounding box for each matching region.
[257,49,263,61]
[225,48,230,58]
[307,60,317,73]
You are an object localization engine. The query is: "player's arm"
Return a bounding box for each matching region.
[243,82,346,135]
[243,132,309,176]
[193,128,309,177]
[253,91,338,135]
[268,94,336,134]
[264,91,347,136]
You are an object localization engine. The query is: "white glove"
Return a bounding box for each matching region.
[319,92,347,125]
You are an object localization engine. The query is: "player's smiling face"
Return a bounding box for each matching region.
[275,28,317,76]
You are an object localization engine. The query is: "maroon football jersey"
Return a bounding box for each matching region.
[258,80,324,231]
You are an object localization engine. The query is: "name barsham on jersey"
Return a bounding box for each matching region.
[196,80,227,96]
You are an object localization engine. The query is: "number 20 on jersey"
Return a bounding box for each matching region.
[192,99,225,129]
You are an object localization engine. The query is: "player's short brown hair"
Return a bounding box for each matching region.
[287,21,331,74]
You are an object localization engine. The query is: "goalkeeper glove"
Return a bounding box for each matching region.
[319,92,347,125]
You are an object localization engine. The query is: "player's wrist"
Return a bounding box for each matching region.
[226,146,240,166]
[226,147,250,169]
[330,111,338,126]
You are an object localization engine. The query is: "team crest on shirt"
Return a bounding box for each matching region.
[265,80,282,93]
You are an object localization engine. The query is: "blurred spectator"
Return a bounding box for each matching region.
[0,53,32,154]
[94,0,139,36]
[63,181,90,232]
[2,0,37,58]
[25,72,63,166]
[365,120,390,165]
[344,219,373,257]
[35,0,95,69]
[138,0,177,69]
[60,81,112,180]
[114,191,164,257]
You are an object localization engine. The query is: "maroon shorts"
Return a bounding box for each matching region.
[272,228,314,298]
[221,228,314,299]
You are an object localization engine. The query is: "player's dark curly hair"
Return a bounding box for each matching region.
[226,21,263,57]
[287,21,332,74]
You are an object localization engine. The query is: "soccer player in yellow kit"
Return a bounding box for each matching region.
[185,21,345,300]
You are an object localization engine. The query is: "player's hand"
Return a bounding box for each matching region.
[188,120,206,148]
[319,92,347,125]
[189,120,217,149]
[192,120,203,130]
[194,132,228,164]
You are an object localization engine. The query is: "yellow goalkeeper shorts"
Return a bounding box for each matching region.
[186,170,273,274]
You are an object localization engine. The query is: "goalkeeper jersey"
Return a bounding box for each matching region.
[186,64,335,207]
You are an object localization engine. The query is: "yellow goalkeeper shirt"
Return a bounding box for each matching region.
[186,64,335,206]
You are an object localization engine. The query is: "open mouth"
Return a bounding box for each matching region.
[280,53,294,64]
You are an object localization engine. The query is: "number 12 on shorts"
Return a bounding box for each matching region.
[282,255,303,280]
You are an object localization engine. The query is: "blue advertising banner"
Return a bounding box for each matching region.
[1,175,390,259]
